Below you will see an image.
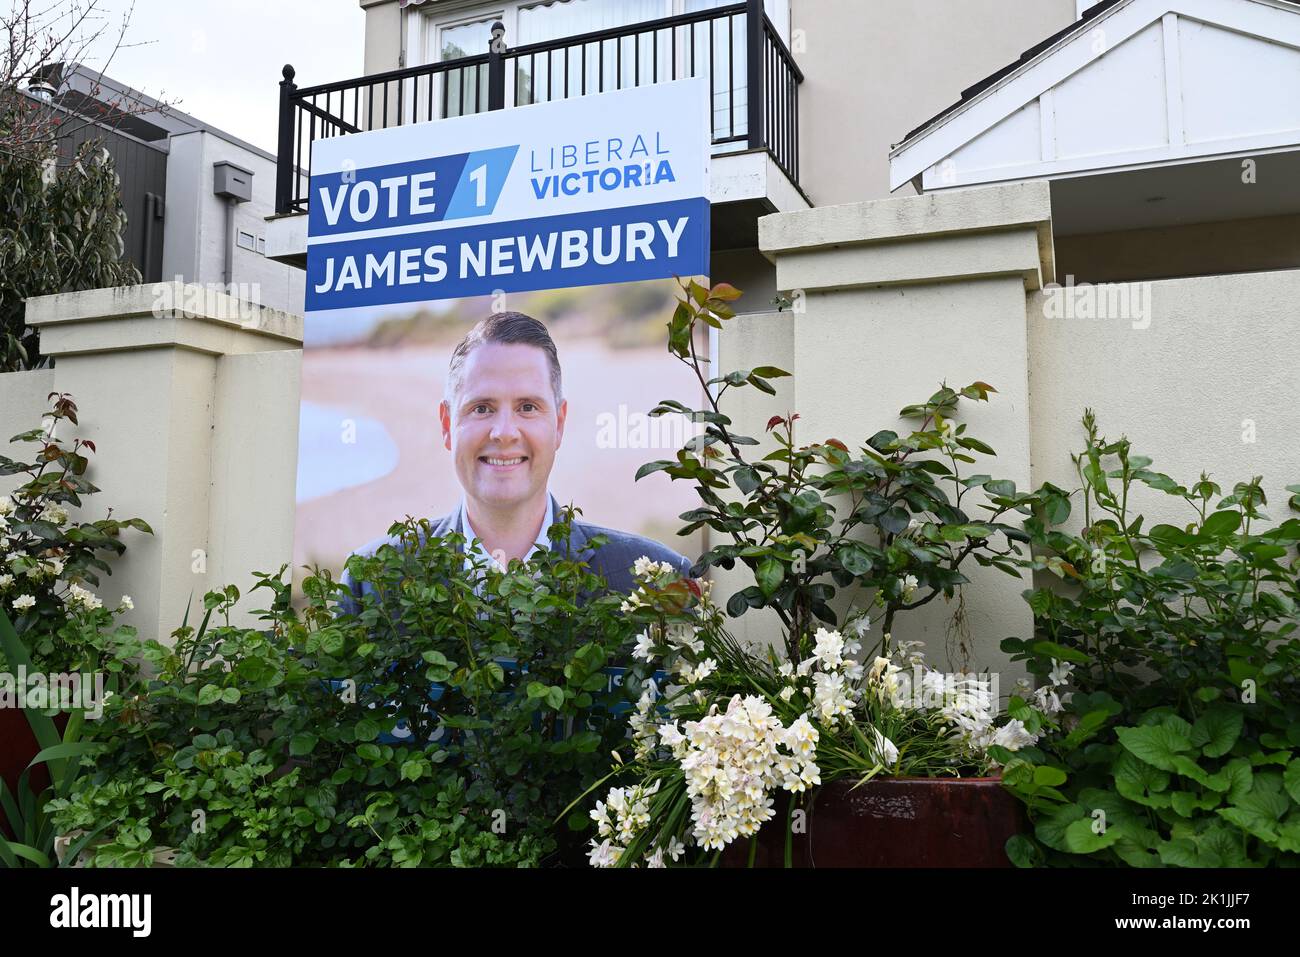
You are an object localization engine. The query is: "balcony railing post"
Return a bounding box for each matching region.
[744,0,764,150]
[488,21,506,110]
[275,64,297,215]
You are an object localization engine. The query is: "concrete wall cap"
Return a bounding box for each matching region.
[759,181,1053,257]
[24,283,304,347]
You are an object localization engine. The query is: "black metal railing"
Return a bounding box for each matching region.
[275,0,801,215]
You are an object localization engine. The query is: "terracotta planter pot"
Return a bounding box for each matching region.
[0,707,69,839]
[720,776,1028,868]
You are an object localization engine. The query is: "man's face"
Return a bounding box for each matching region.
[439,341,566,511]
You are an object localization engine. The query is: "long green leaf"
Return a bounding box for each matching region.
[60,822,113,868]
[27,741,100,769]
[0,838,52,868]
[57,708,86,796]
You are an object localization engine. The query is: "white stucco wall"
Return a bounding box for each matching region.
[716,182,1054,679]
[1028,268,1300,526]
[4,286,304,641]
[357,0,1077,205]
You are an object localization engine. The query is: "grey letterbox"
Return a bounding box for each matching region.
[213,161,254,203]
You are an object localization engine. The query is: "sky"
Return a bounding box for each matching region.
[59,0,367,153]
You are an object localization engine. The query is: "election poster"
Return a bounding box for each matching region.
[294,79,712,588]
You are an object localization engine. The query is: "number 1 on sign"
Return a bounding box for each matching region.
[470,164,487,207]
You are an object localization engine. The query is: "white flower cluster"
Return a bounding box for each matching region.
[1031,659,1075,715]
[64,582,103,612]
[588,779,662,867]
[776,627,863,727]
[589,696,821,866]
[633,619,705,665]
[670,695,819,852]
[628,684,660,760]
[619,557,683,613]
[587,779,691,868]
[944,659,1075,763]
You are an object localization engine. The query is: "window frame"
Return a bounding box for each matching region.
[406,0,789,70]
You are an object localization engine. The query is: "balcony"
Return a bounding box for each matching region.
[266,0,807,268]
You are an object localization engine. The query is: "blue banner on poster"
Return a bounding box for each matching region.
[305,78,711,313]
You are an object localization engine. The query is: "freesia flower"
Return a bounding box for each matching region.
[12,594,36,610]
[811,627,845,670]
[871,727,900,765]
[587,838,623,868]
[650,696,819,851]
[666,836,686,862]
[812,671,854,725]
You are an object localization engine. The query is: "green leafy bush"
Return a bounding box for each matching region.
[49,513,688,867]
[1001,412,1300,866]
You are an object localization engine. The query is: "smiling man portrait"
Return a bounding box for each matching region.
[339,311,692,613]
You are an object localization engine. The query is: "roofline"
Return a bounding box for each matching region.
[48,61,278,163]
[893,0,1126,153]
[888,0,1300,189]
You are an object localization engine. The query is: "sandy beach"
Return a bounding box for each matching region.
[294,336,708,578]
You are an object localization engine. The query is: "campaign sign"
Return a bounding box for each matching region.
[305,78,711,312]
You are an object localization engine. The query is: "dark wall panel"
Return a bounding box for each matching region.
[57,124,167,283]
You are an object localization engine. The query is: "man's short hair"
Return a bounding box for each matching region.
[445,311,563,407]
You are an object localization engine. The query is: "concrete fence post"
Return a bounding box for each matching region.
[716,181,1055,675]
[17,283,303,641]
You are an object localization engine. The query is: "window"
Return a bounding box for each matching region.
[410,0,789,134]
[434,15,499,117]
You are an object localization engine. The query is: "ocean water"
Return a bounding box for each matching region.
[296,401,401,503]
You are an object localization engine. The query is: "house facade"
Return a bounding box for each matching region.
[32,62,307,314]
[267,0,1082,308]
[8,0,1297,655]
